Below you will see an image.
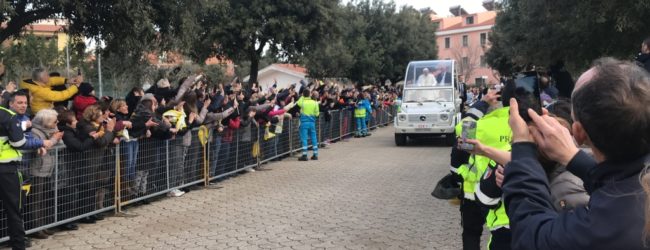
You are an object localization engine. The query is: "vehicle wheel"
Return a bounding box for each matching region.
[395,134,407,146]
[445,133,456,146]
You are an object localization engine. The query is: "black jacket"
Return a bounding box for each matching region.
[58,124,94,152]
[503,143,649,250]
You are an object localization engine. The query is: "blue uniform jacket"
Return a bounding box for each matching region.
[503,142,648,250]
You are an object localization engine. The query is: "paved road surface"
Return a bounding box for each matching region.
[29,127,468,250]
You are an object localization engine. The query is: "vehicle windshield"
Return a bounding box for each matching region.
[404,61,453,87]
[403,89,453,103]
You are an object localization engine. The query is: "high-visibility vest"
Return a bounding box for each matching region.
[455,107,511,200]
[0,107,22,163]
[297,97,319,123]
[354,107,367,118]
[487,200,509,231]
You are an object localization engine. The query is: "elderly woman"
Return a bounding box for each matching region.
[77,104,116,219]
[28,109,62,239]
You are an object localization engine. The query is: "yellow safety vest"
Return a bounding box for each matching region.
[455,107,511,201]
[0,107,23,163]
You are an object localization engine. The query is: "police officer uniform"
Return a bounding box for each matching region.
[0,106,27,250]
[457,107,512,249]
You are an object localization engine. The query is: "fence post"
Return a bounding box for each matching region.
[288,119,293,156]
[165,140,170,190]
[53,148,58,222]
[203,131,209,187]
[256,126,261,168]
[318,113,322,144]
[236,130,241,170]
[114,143,121,214]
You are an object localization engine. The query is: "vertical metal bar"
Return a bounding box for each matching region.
[53,148,58,222]
[114,143,121,213]
[65,43,70,79]
[166,140,170,189]
[235,130,239,170]
[318,113,322,144]
[288,119,293,155]
[256,126,261,168]
[97,45,103,97]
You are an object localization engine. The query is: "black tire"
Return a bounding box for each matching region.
[445,133,456,146]
[395,134,407,146]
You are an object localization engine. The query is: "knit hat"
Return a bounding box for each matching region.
[78,82,94,96]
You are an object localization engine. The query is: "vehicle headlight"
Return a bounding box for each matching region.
[398,114,407,121]
[440,113,449,121]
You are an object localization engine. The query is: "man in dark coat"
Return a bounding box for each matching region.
[503,58,650,250]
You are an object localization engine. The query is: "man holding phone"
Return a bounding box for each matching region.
[20,68,83,114]
[503,58,650,249]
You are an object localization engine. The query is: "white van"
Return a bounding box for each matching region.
[394,60,462,146]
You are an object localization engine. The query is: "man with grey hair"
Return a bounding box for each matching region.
[503,58,650,249]
[20,68,82,114]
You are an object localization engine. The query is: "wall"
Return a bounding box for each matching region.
[258,71,305,91]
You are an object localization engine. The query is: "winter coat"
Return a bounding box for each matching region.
[504,144,649,250]
[125,94,141,117]
[28,126,58,177]
[77,120,115,185]
[130,102,170,139]
[548,166,589,211]
[20,77,78,114]
[58,124,94,152]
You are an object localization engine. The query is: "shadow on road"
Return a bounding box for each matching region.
[402,137,452,148]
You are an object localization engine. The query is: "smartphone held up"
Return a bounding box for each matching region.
[459,120,477,151]
[513,72,542,122]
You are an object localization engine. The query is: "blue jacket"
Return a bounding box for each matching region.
[15,113,43,149]
[503,143,648,250]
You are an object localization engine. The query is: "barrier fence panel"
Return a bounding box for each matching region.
[235,125,258,171]
[290,118,301,154]
[260,117,291,164]
[120,138,169,206]
[277,117,291,158]
[320,112,333,145]
[210,127,239,180]
[330,111,341,141]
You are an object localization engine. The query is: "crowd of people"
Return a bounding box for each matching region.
[445,39,650,250]
[0,63,398,249]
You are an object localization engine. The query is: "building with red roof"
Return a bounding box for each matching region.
[432,2,498,86]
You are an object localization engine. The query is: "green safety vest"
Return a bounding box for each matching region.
[354,108,367,118]
[296,97,320,117]
[455,107,511,201]
[0,107,22,163]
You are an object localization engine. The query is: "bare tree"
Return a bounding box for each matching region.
[451,45,484,84]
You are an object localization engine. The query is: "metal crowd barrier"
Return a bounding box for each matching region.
[0,105,396,243]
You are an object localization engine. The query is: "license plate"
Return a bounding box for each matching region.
[415,128,432,132]
[417,124,430,128]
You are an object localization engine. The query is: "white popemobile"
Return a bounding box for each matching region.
[394,60,462,146]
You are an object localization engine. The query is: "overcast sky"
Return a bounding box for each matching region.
[348,0,487,16]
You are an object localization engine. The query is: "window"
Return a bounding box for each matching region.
[480,33,487,46]
[466,16,474,25]
[480,55,487,67]
[445,37,450,48]
[462,35,468,47]
[462,57,469,68]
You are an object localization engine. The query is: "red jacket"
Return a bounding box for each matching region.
[73,95,98,120]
